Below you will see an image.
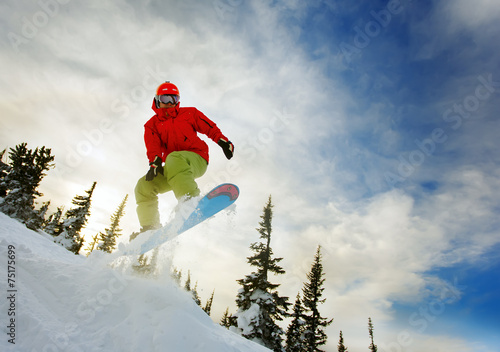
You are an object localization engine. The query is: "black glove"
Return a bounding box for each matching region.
[218,138,234,160]
[145,156,164,181]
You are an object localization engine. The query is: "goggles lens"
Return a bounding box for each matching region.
[157,94,180,105]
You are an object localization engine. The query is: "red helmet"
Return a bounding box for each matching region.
[154,81,180,108]
[156,81,179,96]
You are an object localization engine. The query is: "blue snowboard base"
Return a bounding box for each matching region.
[129,183,239,255]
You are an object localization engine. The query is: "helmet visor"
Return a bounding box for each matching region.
[156,94,180,105]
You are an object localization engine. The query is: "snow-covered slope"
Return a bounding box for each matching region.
[0,213,270,352]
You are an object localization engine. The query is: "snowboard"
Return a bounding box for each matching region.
[129,183,239,255]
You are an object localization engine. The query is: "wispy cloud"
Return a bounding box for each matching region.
[2,0,500,351]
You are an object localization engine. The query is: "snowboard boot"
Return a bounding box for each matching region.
[129,224,161,242]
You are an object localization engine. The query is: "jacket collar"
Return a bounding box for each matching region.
[151,99,180,120]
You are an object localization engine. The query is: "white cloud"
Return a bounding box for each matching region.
[408,0,500,62]
[378,331,480,352]
[448,0,500,29]
[1,1,499,351]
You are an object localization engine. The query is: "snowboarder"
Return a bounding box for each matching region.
[134,81,234,233]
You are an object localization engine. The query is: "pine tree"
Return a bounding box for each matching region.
[182,271,202,305]
[97,194,128,253]
[368,318,377,352]
[85,234,99,256]
[220,307,235,329]
[285,293,306,352]
[0,143,54,227]
[26,200,50,231]
[132,254,151,274]
[232,196,289,352]
[43,206,64,236]
[0,149,10,198]
[171,267,182,285]
[203,290,215,316]
[87,235,97,254]
[192,282,201,306]
[55,182,96,254]
[184,270,192,291]
[302,246,333,352]
[338,331,348,352]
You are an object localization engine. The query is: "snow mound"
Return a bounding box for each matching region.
[0,213,270,352]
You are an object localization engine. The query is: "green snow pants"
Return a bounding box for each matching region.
[135,151,207,228]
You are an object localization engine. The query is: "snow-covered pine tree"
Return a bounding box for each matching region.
[43,206,64,236]
[0,143,54,227]
[338,331,348,352]
[368,317,377,352]
[26,200,50,230]
[232,196,289,352]
[285,293,306,352]
[97,194,128,253]
[55,182,96,254]
[302,246,333,352]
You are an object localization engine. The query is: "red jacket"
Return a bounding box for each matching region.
[144,101,227,164]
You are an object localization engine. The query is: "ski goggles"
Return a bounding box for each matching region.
[156,94,180,105]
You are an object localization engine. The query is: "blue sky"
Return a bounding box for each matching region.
[1,0,499,351]
[391,245,500,350]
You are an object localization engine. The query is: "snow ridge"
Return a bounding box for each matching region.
[0,213,270,352]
